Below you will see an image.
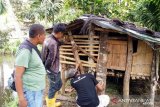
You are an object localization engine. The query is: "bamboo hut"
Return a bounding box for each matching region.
[46,14,160,105]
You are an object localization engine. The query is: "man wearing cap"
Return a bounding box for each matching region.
[66,66,106,107]
[41,23,66,107]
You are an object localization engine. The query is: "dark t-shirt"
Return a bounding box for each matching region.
[71,73,99,107]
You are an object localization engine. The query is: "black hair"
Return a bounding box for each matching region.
[29,24,45,38]
[53,23,66,34]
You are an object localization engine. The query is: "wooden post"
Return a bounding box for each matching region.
[150,48,159,107]
[88,29,95,72]
[123,36,133,100]
[96,33,108,94]
[61,61,66,94]
[68,31,84,74]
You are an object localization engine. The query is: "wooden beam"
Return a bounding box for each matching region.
[61,63,66,94]
[96,33,108,94]
[150,49,159,107]
[123,36,133,99]
[68,32,84,74]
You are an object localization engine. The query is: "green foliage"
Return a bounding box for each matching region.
[133,0,160,31]
[54,7,83,23]
[0,0,6,14]
[0,30,9,49]
[0,88,18,107]
[11,0,63,23]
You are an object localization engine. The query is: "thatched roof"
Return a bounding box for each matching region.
[46,14,160,44]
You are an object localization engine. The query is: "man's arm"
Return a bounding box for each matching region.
[88,73,104,92]
[15,66,27,107]
[96,81,104,92]
[45,43,57,70]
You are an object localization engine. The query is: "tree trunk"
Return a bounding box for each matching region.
[88,29,94,72]
[123,36,133,99]
[150,49,159,107]
[96,33,108,94]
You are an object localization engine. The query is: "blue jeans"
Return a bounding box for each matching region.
[48,72,62,99]
[24,88,44,107]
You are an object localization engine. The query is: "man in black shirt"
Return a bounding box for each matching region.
[66,67,104,107]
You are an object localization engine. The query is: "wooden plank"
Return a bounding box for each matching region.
[123,36,133,100]
[72,35,99,39]
[132,41,153,77]
[60,55,95,64]
[61,45,99,48]
[73,39,99,42]
[60,55,75,61]
[60,52,98,56]
[60,48,99,52]
[106,40,127,71]
[65,42,99,45]
[60,61,96,67]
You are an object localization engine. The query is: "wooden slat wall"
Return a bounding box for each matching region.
[106,40,127,71]
[131,40,153,78]
[60,35,99,68]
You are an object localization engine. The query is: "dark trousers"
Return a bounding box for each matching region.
[47,72,62,99]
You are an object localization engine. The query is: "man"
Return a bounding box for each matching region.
[15,24,46,107]
[41,23,66,107]
[66,66,108,107]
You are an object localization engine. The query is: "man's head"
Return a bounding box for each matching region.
[52,23,66,40]
[29,24,46,44]
[66,68,78,79]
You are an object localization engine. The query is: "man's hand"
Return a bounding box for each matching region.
[19,97,27,107]
[96,80,104,92]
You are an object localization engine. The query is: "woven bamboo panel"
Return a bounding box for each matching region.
[131,40,153,77]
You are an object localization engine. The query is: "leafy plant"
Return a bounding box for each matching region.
[0,0,6,14]
[134,0,160,31]
[0,30,9,49]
